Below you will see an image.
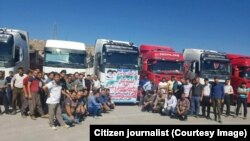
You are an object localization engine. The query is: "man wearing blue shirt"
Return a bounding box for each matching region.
[96,89,110,113]
[211,76,224,123]
[87,91,102,118]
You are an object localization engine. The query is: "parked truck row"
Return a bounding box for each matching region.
[0,28,249,104]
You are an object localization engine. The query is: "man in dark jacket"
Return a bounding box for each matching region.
[211,76,224,123]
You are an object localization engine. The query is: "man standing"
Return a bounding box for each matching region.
[0,71,7,114]
[167,76,175,93]
[235,82,249,120]
[183,78,192,99]
[222,79,234,117]
[85,74,93,95]
[201,78,211,119]
[92,75,101,91]
[211,76,224,123]
[27,70,46,120]
[22,70,33,118]
[43,73,69,130]
[189,77,203,117]
[5,71,14,113]
[74,73,86,92]
[158,77,168,94]
[11,67,27,115]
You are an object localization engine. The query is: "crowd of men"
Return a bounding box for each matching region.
[139,76,249,123]
[0,68,249,129]
[0,67,115,130]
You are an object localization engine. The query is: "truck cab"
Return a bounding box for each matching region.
[43,40,87,74]
[183,49,231,84]
[94,39,139,103]
[0,28,30,75]
[139,44,184,84]
[227,54,250,104]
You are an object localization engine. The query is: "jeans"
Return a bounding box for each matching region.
[88,106,101,116]
[0,90,9,111]
[62,113,82,124]
[162,106,175,116]
[191,96,200,116]
[5,87,12,109]
[221,94,231,115]
[236,97,247,117]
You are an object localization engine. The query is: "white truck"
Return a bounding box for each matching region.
[94,39,139,103]
[0,28,30,75]
[183,48,231,84]
[43,40,87,74]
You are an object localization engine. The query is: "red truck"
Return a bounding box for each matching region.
[227,54,250,104]
[139,44,184,84]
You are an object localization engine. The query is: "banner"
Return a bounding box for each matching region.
[105,69,139,103]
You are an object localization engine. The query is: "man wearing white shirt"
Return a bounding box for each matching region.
[43,73,69,130]
[162,92,177,117]
[158,78,168,93]
[201,78,211,119]
[93,75,101,91]
[183,79,192,98]
[11,67,27,115]
[222,79,234,116]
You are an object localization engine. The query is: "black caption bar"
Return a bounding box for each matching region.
[90,125,250,141]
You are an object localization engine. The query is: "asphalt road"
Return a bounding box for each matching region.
[0,105,249,141]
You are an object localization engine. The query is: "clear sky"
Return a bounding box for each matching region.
[0,0,249,55]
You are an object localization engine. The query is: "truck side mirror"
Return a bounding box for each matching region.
[191,61,196,72]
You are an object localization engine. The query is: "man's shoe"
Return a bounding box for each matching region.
[243,117,247,120]
[218,120,222,123]
[93,116,100,119]
[62,125,70,129]
[41,114,49,118]
[31,115,36,120]
[51,126,57,130]
[21,114,27,118]
[10,111,16,115]
[97,114,102,117]
[3,110,10,114]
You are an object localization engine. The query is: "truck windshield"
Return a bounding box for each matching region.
[239,67,250,80]
[0,35,14,67]
[104,52,138,69]
[201,59,230,75]
[44,48,87,68]
[148,60,183,74]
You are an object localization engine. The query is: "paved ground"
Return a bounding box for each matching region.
[0,105,249,141]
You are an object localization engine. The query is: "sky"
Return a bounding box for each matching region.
[0,0,250,55]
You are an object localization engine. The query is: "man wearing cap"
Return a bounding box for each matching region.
[211,76,224,123]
